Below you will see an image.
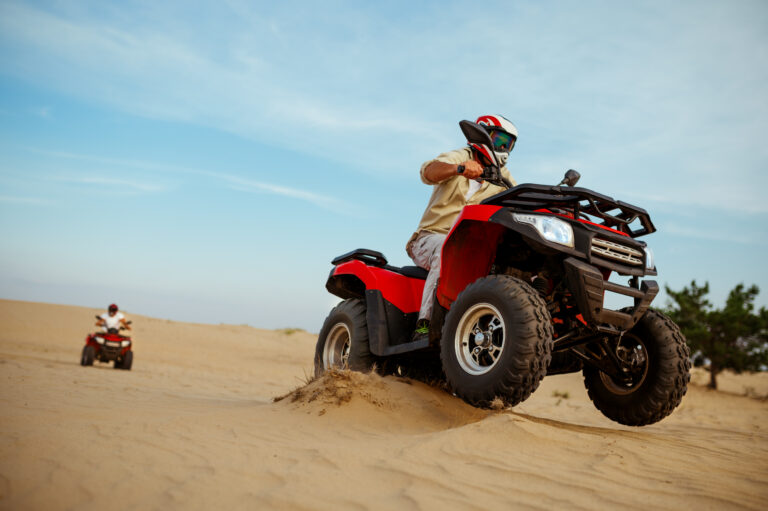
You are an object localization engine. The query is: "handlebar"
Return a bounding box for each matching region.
[457,164,513,190]
[481,166,514,189]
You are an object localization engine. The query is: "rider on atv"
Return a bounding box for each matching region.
[96,303,131,333]
[318,115,690,426]
[407,115,518,342]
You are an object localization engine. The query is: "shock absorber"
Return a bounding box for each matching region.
[531,275,551,297]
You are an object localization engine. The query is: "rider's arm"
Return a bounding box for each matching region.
[423,159,483,183]
[120,318,131,330]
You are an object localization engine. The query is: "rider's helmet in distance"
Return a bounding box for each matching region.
[108,303,118,314]
[474,114,518,166]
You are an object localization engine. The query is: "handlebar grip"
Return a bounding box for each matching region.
[482,166,497,180]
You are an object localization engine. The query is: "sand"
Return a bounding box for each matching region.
[1,298,767,510]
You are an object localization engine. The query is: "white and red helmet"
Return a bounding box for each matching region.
[472,114,518,166]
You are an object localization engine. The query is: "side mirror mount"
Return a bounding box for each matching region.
[559,169,580,187]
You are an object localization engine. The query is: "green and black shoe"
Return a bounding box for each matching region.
[412,319,430,343]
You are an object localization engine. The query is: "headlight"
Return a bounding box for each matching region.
[121,340,131,347]
[644,247,655,270]
[95,336,105,344]
[513,213,574,247]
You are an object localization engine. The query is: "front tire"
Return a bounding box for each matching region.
[441,275,554,408]
[583,309,691,426]
[81,345,95,366]
[121,351,133,371]
[314,299,377,378]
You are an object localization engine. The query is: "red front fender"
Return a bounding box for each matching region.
[436,205,504,309]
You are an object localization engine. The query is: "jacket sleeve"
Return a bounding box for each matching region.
[419,147,472,185]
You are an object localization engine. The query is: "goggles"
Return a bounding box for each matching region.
[489,130,516,152]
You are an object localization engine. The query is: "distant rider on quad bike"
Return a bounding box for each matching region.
[407,114,518,343]
[96,303,131,333]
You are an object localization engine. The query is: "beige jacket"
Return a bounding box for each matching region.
[406,147,516,256]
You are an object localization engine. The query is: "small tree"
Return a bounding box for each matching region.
[664,281,768,390]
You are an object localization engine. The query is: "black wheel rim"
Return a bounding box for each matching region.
[599,332,649,395]
[323,322,351,370]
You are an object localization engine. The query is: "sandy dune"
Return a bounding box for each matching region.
[1,299,767,510]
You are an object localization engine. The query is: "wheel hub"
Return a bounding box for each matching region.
[600,334,649,394]
[455,303,505,376]
[473,331,489,347]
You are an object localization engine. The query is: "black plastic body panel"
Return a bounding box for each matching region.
[366,290,428,356]
[563,257,658,331]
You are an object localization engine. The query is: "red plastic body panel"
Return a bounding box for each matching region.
[575,217,629,237]
[332,259,425,313]
[86,333,132,357]
[436,205,504,309]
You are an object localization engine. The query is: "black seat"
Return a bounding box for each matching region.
[332,248,428,280]
[384,265,428,280]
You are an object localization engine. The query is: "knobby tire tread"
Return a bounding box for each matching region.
[583,309,691,426]
[314,299,378,377]
[441,275,554,408]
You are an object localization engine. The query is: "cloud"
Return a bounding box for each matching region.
[0,195,49,204]
[31,106,52,118]
[54,176,166,193]
[221,174,347,211]
[662,223,768,246]
[0,1,444,172]
[27,147,351,213]
[1,1,766,198]
[621,189,768,215]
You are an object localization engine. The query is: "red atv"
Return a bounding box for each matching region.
[80,317,134,370]
[315,120,690,426]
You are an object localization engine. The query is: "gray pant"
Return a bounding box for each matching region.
[409,232,447,321]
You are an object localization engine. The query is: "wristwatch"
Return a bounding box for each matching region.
[457,164,465,174]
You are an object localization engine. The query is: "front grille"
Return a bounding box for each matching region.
[591,238,643,266]
[101,344,121,358]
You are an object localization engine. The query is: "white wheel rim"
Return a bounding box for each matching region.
[455,303,505,376]
[323,322,351,370]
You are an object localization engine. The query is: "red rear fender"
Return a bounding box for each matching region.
[329,260,424,313]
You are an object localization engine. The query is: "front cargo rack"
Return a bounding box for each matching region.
[482,184,656,238]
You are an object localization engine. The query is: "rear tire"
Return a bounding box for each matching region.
[441,275,553,408]
[81,345,95,366]
[314,299,377,378]
[583,309,691,426]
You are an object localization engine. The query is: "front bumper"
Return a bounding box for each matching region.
[94,340,129,361]
[563,257,658,331]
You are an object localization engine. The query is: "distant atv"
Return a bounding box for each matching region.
[315,120,690,426]
[81,317,134,370]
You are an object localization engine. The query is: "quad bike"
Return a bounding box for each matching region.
[80,317,134,370]
[314,120,690,426]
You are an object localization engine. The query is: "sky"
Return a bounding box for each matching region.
[1,0,767,331]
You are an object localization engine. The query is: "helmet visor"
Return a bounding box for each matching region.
[489,130,516,153]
